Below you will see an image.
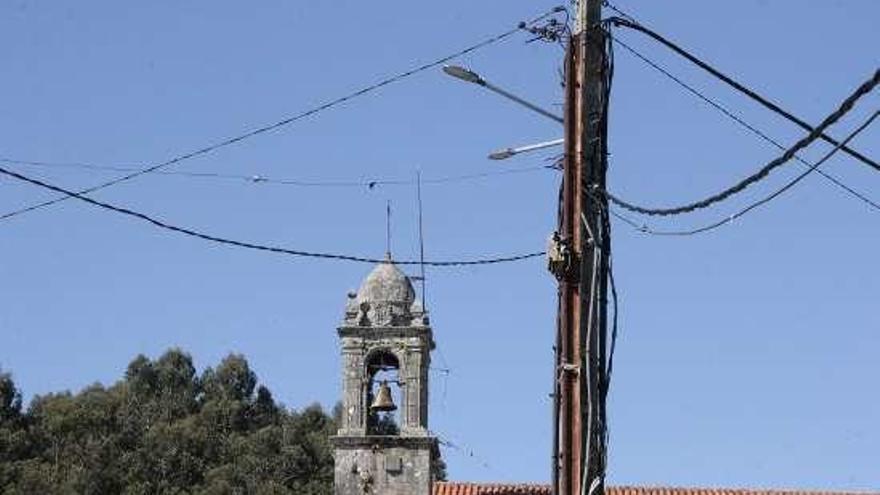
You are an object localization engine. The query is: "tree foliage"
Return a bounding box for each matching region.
[0,350,336,494]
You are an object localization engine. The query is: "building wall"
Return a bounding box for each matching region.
[333,439,434,495]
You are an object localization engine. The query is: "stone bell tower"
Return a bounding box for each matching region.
[331,258,439,495]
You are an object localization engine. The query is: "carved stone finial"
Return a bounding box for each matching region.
[358,301,372,327]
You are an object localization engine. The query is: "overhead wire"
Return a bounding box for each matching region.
[0,164,544,266]
[608,109,879,236]
[606,15,880,173]
[432,344,452,413]
[0,156,550,189]
[0,5,566,222]
[609,35,880,212]
[430,430,492,471]
[602,0,636,23]
[604,68,880,217]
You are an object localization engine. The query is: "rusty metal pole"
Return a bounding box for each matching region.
[553,1,606,495]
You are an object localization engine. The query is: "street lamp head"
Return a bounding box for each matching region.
[488,138,564,161]
[442,65,485,85]
[488,148,516,161]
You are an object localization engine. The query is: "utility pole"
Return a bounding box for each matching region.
[551,1,608,494]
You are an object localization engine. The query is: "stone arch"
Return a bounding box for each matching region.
[363,347,403,435]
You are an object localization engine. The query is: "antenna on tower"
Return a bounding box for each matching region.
[385,200,392,260]
[416,171,427,309]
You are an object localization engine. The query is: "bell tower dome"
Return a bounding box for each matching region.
[331,258,439,495]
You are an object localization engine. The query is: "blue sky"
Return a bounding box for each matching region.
[1,0,878,490]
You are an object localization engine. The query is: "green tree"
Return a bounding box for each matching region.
[0,369,22,423]
[0,370,28,490]
[0,351,345,494]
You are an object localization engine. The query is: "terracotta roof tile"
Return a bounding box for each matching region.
[434,484,878,495]
[434,483,550,495]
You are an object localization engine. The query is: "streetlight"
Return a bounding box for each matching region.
[488,138,564,160]
[443,65,563,124]
[442,65,485,85]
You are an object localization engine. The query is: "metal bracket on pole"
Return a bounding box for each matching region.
[547,232,581,282]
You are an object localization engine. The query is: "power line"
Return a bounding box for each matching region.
[0,164,545,266]
[0,157,549,189]
[607,16,880,173]
[0,6,565,222]
[608,16,880,171]
[430,430,492,471]
[602,1,879,210]
[609,110,878,236]
[602,0,636,23]
[609,34,880,212]
[605,68,880,217]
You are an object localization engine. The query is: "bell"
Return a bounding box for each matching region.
[370,381,397,412]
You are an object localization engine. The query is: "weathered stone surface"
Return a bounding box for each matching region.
[333,260,438,495]
[332,437,436,495]
[342,261,429,328]
[358,262,415,306]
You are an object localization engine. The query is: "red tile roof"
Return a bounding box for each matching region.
[434,485,877,495]
[434,483,550,495]
[606,488,877,495]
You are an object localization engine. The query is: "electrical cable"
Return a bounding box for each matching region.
[609,35,880,212]
[430,431,491,470]
[602,0,636,23]
[601,261,617,401]
[575,21,614,495]
[607,15,880,173]
[604,68,880,217]
[0,164,545,266]
[0,157,549,189]
[599,250,617,474]
[0,6,566,222]
[609,110,878,236]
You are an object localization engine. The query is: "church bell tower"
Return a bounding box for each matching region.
[331,258,439,495]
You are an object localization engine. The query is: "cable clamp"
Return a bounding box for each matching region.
[559,363,580,375]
